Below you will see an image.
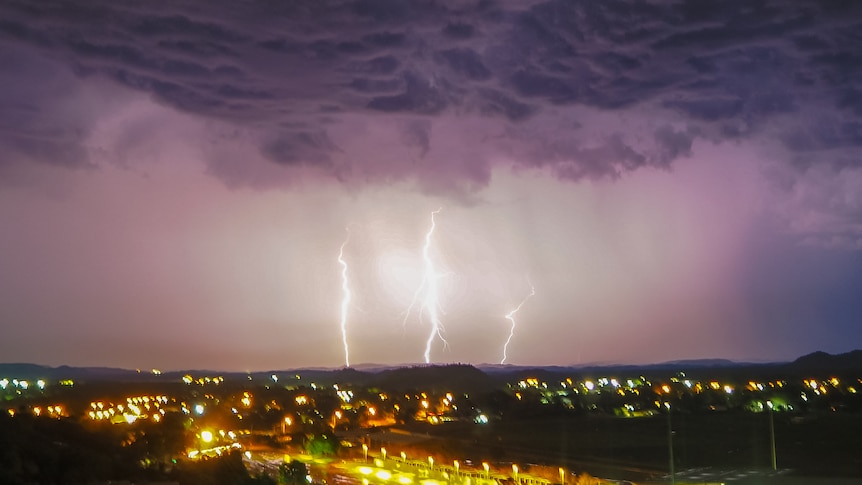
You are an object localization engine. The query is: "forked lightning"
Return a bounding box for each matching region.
[501,283,535,365]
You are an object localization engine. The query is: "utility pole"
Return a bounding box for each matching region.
[667,402,675,485]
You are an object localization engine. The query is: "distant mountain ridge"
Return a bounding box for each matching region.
[2,350,860,384]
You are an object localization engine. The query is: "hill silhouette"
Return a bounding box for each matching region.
[371,364,496,393]
[789,350,862,372]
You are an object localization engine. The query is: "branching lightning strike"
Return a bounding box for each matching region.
[338,229,352,368]
[501,283,535,365]
[403,208,447,363]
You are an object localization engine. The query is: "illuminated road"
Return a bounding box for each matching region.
[331,455,517,485]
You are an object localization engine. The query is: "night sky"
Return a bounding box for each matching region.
[1,0,861,371]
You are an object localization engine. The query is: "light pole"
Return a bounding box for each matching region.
[454,460,460,478]
[401,451,407,462]
[362,444,368,463]
[483,462,490,480]
[381,447,387,461]
[512,464,519,485]
[428,456,434,469]
[767,401,777,471]
[559,467,565,485]
[666,402,675,485]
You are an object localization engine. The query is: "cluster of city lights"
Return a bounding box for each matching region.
[335,384,354,403]
[7,404,66,418]
[0,378,46,390]
[182,374,225,385]
[87,395,170,424]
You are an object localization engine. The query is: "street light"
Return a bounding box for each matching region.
[767,400,777,470]
[454,460,460,478]
[362,444,368,463]
[401,451,407,461]
[381,447,387,461]
[483,462,490,479]
[559,467,565,485]
[512,464,519,485]
[428,456,434,468]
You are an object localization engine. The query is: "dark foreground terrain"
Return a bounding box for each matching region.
[392,411,862,481]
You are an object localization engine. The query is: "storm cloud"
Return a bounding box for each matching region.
[3,1,861,246]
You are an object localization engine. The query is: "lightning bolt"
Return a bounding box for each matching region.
[338,228,352,368]
[403,209,447,363]
[501,282,535,365]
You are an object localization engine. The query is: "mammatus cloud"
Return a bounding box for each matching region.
[1,0,861,245]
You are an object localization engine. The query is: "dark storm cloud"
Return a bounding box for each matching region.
[261,131,339,167]
[400,120,432,158]
[0,46,95,180]
[1,0,862,193]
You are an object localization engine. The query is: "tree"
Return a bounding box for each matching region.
[279,460,308,485]
[305,433,337,456]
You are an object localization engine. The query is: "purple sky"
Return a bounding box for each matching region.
[1,0,861,371]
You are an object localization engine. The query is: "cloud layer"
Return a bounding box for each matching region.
[2,1,860,189]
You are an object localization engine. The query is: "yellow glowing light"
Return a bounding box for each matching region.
[358,467,373,475]
[661,384,671,394]
[398,477,412,484]
[295,395,308,405]
[201,431,214,443]
[368,407,376,416]
[375,471,392,480]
